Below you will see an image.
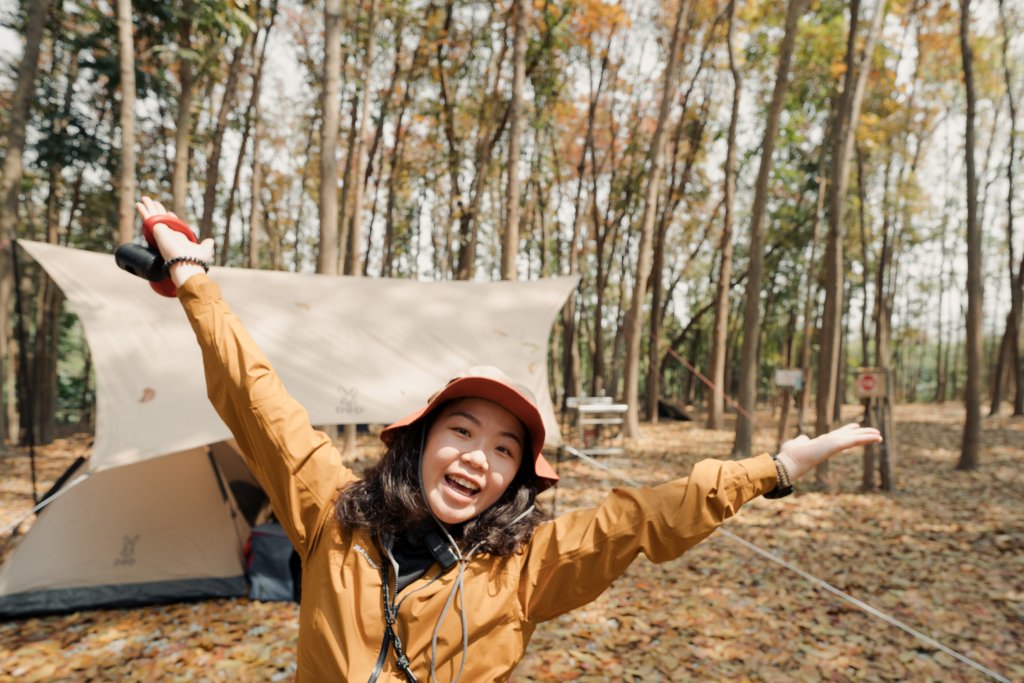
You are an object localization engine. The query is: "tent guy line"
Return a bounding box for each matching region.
[668,349,754,422]
[559,444,1011,683]
[2,473,89,538]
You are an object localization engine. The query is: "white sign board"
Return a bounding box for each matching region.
[774,368,803,389]
[854,368,888,398]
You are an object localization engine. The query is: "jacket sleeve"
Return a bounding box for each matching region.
[177,274,356,555]
[518,454,778,623]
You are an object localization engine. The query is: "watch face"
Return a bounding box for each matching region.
[764,485,793,499]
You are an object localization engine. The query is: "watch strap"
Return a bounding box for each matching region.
[764,454,794,499]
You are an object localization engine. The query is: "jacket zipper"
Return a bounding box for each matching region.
[367,628,392,683]
[367,540,448,683]
[367,558,394,683]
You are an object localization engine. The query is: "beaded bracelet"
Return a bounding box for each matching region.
[163,255,211,273]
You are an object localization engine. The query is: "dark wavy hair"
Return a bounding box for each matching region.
[334,408,549,556]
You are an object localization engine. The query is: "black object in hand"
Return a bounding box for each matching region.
[115,243,165,282]
[115,213,199,297]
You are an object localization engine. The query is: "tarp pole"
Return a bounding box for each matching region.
[11,239,38,505]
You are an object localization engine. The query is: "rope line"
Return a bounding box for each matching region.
[559,445,1010,683]
[667,349,753,422]
[717,529,1010,682]
[0,473,89,538]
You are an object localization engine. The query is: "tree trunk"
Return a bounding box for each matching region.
[935,204,950,402]
[0,0,49,444]
[373,15,418,276]
[305,0,345,428]
[172,2,195,217]
[815,0,886,486]
[343,0,379,277]
[339,0,378,455]
[796,149,828,434]
[501,0,529,280]
[318,0,343,276]
[290,105,320,272]
[731,0,805,457]
[994,0,1023,416]
[561,48,606,409]
[116,0,137,245]
[856,146,870,366]
[221,12,276,265]
[856,145,877,488]
[381,108,407,276]
[610,244,631,399]
[708,0,742,431]
[199,38,248,241]
[622,0,692,438]
[31,28,80,444]
[451,2,535,281]
[591,216,608,396]
[958,0,983,470]
[247,149,264,269]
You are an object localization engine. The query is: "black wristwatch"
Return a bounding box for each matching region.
[764,455,794,499]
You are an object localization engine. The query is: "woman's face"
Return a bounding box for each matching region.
[420,397,526,525]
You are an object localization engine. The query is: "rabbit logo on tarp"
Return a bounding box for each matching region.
[114,534,141,567]
[336,385,364,417]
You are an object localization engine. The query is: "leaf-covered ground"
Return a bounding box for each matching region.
[0,403,1021,682]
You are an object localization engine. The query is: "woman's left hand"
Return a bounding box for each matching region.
[777,423,883,481]
[135,196,215,287]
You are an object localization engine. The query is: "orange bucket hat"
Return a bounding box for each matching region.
[379,366,559,491]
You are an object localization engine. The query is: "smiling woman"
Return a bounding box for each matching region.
[131,196,882,683]
[419,398,525,525]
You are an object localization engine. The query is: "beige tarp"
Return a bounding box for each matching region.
[19,240,578,472]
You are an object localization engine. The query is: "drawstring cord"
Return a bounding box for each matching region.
[394,420,538,682]
[428,505,536,683]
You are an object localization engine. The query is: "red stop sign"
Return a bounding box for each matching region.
[855,370,886,397]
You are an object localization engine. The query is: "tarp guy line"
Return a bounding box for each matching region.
[560,445,1011,683]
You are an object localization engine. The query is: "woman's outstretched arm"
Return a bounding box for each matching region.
[134,197,352,553]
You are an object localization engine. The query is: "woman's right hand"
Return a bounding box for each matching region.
[777,423,883,481]
[135,196,215,287]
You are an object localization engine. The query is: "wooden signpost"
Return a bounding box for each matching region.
[854,367,895,490]
[774,368,803,450]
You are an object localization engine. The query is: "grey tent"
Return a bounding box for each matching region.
[0,241,575,618]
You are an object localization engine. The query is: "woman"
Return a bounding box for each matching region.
[135,197,882,682]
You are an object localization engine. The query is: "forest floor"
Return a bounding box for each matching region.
[0,403,1021,682]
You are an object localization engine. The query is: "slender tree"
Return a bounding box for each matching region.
[318,0,343,276]
[560,36,609,408]
[221,7,276,265]
[171,0,196,216]
[990,0,1022,416]
[814,0,886,484]
[708,0,742,431]
[731,0,805,457]
[501,0,529,280]
[621,0,692,437]
[115,0,137,245]
[342,0,379,276]
[247,122,265,267]
[957,0,983,470]
[0,0,50,443]
[199,35,250,241]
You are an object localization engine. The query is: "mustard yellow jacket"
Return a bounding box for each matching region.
[179,275,779,682]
